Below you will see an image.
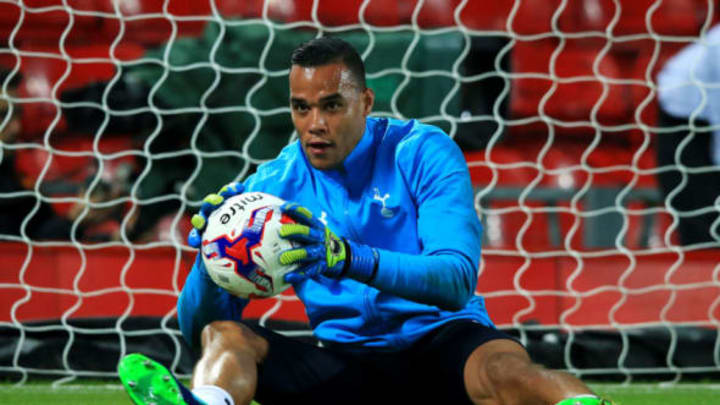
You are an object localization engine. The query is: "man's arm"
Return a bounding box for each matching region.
[364,129,480,310]
[363,240,477,311]
[179,169,292,350]
[177,254,248,350]
[180,182,250,350]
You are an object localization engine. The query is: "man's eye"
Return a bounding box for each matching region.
[293,103,309,113]
[325,101,342,111]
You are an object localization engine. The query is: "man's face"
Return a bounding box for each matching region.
[289,62,374,170]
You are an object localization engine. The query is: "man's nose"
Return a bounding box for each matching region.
[308,108,327,134]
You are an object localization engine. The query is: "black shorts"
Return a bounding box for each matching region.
[243,320,522,405]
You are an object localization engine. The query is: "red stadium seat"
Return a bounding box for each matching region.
[467,136,663,251]
[482,200,555,252]
[458,0,667,34]
[150,212,193,243]
[0,0,100,46]
[14,135,134,186]
[611,0,703,37]
[219,0,403,27]
[509,0,567,35]
[13,134,136,218]
[215,0,312,23]
[537,146,588,189]
[414,0,460,28]
[218,0,461,30]
[544,0,704,36]
[316,0,402,27]
[459,0,569,35]
[97,0,211,46]
[465,146,539,187]
[458,0,514,31]
[467,144,582,251]
[578,140,657,186]
[510,39,630,127]
[622,200,681,250]
[14,43,144,138]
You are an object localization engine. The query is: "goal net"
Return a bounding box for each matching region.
[1,0,719,384]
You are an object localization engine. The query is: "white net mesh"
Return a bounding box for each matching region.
[0,0,719,384]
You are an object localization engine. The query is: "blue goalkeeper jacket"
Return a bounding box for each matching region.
[178,117,494,351]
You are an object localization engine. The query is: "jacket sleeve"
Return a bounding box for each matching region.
[367,126,482,311]
[177,253,248,350]
[176,167,285,350]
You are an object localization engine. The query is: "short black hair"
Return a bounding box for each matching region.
[0,67,22,90]
[290,36,366,90]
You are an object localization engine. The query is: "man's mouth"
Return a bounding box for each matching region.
[306,141,332,154]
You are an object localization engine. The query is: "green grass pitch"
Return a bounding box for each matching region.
[0,382,718,404]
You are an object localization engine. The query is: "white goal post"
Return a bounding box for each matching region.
[0,0,719,385]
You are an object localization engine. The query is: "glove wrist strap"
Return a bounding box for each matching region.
[343,239,379,284]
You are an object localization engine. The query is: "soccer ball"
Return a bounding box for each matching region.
[200,192,298,299]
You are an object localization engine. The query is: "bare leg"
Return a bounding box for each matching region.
[191,321,269,405]
[464,339,596,405]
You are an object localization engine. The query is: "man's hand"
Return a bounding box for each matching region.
[279,203,379,284]
[187,182,245,248]
[278,203,348,283]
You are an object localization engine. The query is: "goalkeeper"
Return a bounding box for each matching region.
[119,37,613,405]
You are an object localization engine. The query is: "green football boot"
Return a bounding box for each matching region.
[555,396,615,405]
[118,353,206,405]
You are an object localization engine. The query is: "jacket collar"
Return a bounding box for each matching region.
[308,117,379,193]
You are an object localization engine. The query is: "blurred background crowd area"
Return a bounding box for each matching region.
[0,0,718,248]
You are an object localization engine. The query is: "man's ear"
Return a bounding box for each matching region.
[362,87,375,116]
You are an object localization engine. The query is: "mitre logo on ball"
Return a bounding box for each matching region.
[201,192,298,299]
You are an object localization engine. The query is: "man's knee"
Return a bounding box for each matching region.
[484,351,539,387]
[200,321,269,363]
[465,340,532,402]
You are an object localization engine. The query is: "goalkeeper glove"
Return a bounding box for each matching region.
[187,182,245,248]
[278,202,378,284]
